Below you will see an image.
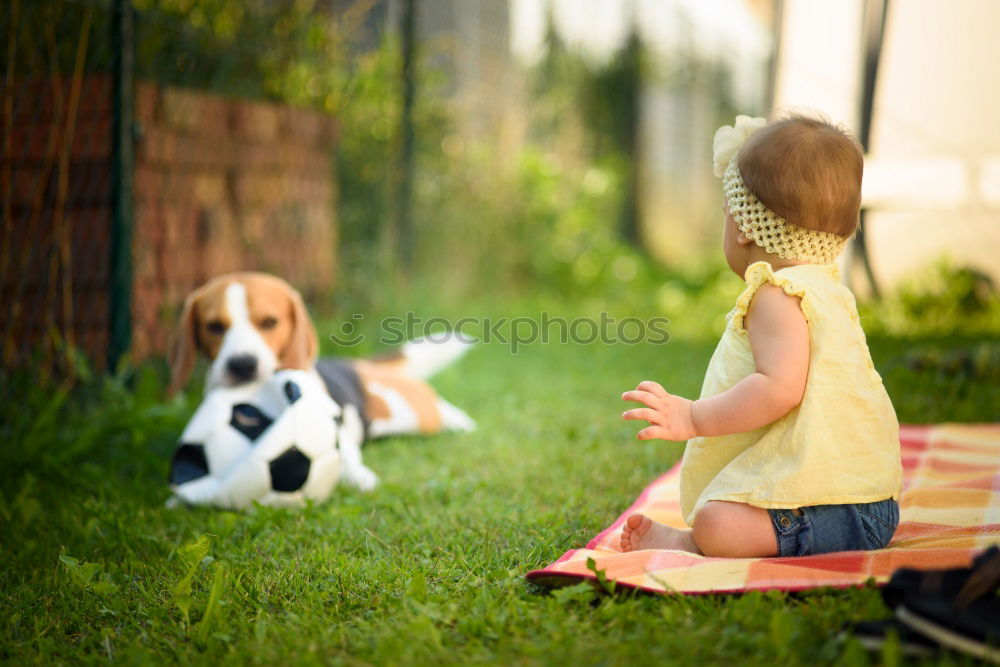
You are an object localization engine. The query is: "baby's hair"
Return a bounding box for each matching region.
[738,113,863,238]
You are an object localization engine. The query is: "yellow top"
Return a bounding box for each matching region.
[679,261,903,525]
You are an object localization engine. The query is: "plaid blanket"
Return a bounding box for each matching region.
[527,424,1000,594]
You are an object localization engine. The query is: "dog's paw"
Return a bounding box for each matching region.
[343,465,379,491]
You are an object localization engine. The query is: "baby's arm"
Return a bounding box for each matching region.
[622,284,809,440]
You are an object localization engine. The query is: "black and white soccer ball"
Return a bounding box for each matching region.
[168,369,362,509]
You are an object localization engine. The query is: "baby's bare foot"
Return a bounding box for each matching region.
[619,514,700,553]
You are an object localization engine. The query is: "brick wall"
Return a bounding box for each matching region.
[2,75,338,369]
[130,83,339,360]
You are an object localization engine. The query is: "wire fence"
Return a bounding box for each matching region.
[2,0,119,384]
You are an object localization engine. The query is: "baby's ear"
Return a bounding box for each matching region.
[736,227,753,246]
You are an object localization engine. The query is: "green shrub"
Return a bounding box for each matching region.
[859,260,1000,336]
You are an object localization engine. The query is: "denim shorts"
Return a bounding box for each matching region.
[767,498,899,557]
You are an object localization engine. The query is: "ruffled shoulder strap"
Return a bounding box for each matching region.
[730,261,814,334]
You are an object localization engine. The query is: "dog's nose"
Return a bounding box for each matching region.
[226,354,258,382]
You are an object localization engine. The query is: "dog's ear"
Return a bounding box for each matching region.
[167,288,203,397]
[280,286,318,370]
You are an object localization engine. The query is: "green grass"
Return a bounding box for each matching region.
[1,303,997,665]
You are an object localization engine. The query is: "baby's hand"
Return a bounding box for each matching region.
[621,380,697,441]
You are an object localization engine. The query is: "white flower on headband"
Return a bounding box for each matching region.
[712,115,767,177]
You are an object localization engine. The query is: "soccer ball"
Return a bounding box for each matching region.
[168,369,360,509]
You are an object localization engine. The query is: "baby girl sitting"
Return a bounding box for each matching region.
[620,114,902,558]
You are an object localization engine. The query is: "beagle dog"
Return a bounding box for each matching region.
[168,272,474,489]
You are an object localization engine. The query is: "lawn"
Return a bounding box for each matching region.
[1,295,997,665]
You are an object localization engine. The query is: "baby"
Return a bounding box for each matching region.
[620,114,903,558]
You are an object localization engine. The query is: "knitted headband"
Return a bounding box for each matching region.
[713,116,848,265]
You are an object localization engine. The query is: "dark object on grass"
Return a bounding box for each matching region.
[881,546,1000,663]
[895,594,999,663]
[881,555,987,609]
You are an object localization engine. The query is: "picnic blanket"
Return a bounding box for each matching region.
[527,424,1000,594]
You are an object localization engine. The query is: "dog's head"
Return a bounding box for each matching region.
[167,272,318,396]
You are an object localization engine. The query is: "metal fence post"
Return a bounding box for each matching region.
[108,0,134,372]
[854,0,889,299]
[396,0,415,275]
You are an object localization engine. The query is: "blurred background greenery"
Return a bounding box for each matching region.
[1,0,998,383]
[119,0,998,329]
